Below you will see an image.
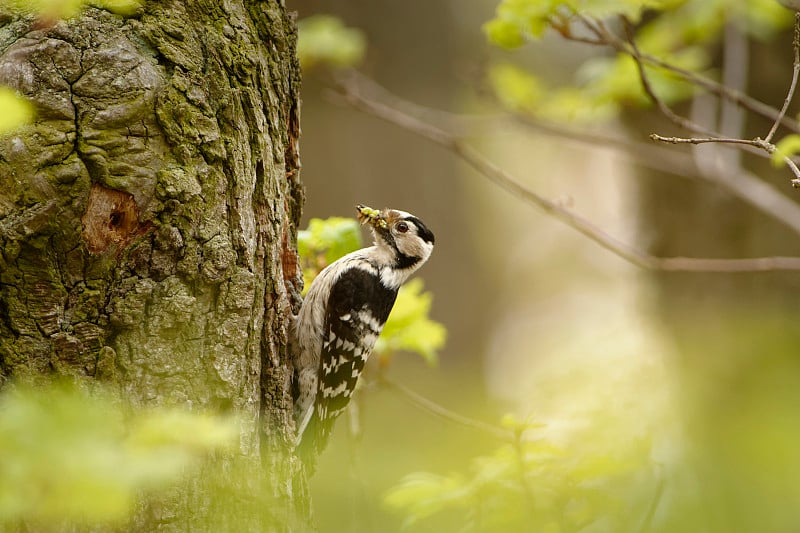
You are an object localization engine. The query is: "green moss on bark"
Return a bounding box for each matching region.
[0,1,307,529]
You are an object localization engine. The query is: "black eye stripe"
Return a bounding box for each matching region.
[403,216,435,245]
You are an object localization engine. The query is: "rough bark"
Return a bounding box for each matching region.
[0,0,307,530]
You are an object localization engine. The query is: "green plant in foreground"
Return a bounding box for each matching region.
[0,382,236,528]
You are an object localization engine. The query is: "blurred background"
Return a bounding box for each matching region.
[290,1,800,531]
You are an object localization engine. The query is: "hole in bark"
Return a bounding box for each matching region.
[109,211,124,228]
[81,184,143,254]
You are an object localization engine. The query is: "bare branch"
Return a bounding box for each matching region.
[623,19,713,136]
[634,14,800,188]
[649,132,800,185]
[379,377,511,439]
[649,134,770,149]
[766,12,800,144]
[331,70,800,238]
[573,14,800,135]
[638,471,666,533]
[515,114,800,228]
[332,71,800,272]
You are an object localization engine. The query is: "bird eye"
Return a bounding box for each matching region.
[396,221,409,233]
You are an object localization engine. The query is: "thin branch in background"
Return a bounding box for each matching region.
[497,105,800,239]
[625,15,763,164]
[638,470,667,533]
[623,18,714,137]
[330,70,800,238]
[718,22,749,171]
[361,68,800,235]
[332,71,800,272]
[649,134,772,149]
[765,12,800,144]
[378,376,511,440]
[634,13,800,187]
[573,14,800,135]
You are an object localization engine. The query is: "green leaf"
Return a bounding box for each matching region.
[488,62,545,114]
[483,17,527,48]
[297,216,363,294]
[483,0,560,48]
[574,0,665,21]
[483,0,668,49]
[384,472,471,525]
[773,135,800,167]
[297,15,366,69]
[88,0,142,16]
[374,278,447,365]
[297,216,363,265]
[0,87,33,134]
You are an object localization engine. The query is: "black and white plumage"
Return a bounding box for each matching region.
[292,204,435,457]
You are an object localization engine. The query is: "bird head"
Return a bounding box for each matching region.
[356,204,435,270]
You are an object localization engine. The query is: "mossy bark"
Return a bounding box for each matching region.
[0,1,308,530]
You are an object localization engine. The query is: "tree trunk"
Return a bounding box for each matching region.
[0,1,308,529]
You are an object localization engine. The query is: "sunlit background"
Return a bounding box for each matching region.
[290,1,800,531]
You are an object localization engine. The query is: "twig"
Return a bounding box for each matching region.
[623,18,713,137]
[500,107,800,238]
[649,134,772,149]
[765,12,800,144]
[650,133,800,188]
[641,14,800,188]
[345,69,800,235]
[332,70,800,238]
[718,22,748,172]
[379,377,511,439]
[574,14,800,135]
[332,71,800,272]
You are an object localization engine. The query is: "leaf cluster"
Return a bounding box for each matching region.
[483,0,793,123]
[385,414,654,532]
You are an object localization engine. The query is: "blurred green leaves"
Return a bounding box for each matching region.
[482,0,793,123]
[0,383,236,528]
[0,0,141,18]
[0,88,33,134]
[298,216,363,293]
[297,15,366,70]
[375,278,446,366]
[772,134,800,166]
[385,414,653,532]
[483,0,665,49]
[298,215,446,366]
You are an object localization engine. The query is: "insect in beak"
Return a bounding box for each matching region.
[356,204,388,229]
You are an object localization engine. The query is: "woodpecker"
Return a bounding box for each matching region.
[292,204,435,458]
